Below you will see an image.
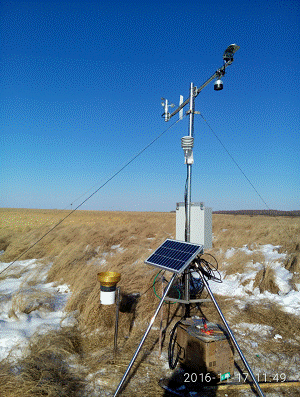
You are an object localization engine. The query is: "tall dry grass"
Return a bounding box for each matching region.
[0,327,85,397]
[1,208,300,396]
[211,214,300,289]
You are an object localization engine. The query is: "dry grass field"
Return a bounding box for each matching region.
[0,207,300,397]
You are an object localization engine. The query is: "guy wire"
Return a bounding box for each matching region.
[199,112,298,246]
[0,114,187,276]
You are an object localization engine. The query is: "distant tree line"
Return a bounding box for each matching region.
[212,210,300,217]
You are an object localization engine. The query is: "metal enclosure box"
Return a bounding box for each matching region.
[176,202,212,250]
[177,319,234,380]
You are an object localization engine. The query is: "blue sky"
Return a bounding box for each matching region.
[1,0,299,212]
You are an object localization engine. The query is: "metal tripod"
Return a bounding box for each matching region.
[113,264,265,397]
[113,273,177,397]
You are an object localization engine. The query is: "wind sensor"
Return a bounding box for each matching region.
[223,43,240,62]
[215,43,240,90]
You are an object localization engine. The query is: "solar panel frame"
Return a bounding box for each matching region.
[145,239,204,274]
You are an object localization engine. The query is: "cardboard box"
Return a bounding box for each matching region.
[177,319,234,380]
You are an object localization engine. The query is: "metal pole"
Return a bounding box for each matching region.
[185,82,195,243]
[113,273,177,397]
[114,286,121,357]
[197,269,265,397]
[158,276,164,358]
[164,98,169,122]
[183,82,195,317]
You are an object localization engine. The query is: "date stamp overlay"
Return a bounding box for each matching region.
[183,371,287,383]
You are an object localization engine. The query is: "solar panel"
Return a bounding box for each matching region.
[145,239,203,274]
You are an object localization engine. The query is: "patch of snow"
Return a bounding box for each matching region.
[260,244,286,263]
[89,257,107,266]
[220,281,300,315]
[0,259,37,274]
[111,245,126,253]
[211,269,259,296]
[225,248,236,258]
[60,310,79,328]
[235,322,273,336]
[269,261,292,294]
[210,244,300,314]
[55,284,71,294]
[224,244,287,262]
[240,245,254,255]
[0,259,74,361]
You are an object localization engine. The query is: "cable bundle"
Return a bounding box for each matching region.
[195,253,222,283]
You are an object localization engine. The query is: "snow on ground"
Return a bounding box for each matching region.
[1,244,299,363]
[0,243,299,395]
[210,244,300,315]
[88,244,126,266]
[0,244,128,362]
[0,258,73,361]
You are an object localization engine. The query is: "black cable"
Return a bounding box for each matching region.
[168,320,183,370]
[0,114,187,276]
[184,168,188,241]
[196,253,222,283]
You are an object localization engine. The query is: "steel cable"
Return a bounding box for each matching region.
[199,112,298,246]
[0,114,187,275]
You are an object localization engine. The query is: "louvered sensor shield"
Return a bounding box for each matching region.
[145,239,203,274]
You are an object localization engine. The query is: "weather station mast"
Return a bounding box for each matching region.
[162,43,240,243]
[160,44,240,318]
[113,45,266,397]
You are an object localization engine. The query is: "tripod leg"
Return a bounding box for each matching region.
[113,273,177,397]
[199,272,265,397]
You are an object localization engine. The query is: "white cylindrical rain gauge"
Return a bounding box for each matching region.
[98,271,121,305]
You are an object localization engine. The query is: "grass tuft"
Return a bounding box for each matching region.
[253,265,280,294]
[0,327,86,397]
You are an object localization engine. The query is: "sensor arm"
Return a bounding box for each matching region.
[167,59,234,121]
[194,60,230,97]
